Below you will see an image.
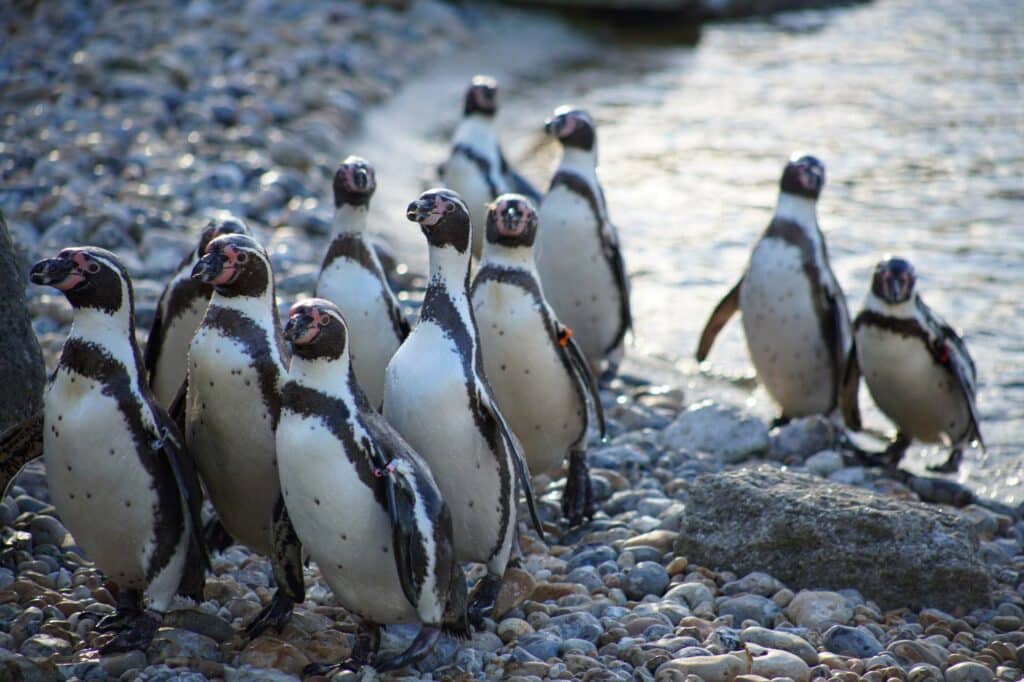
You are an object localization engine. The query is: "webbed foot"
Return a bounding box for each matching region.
[245,590,294,639]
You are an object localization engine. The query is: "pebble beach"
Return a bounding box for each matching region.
[2,2,1023,681]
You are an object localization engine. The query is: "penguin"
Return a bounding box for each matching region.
[535,107,632,379]
[384,188,544,622]
[439,75,541,259]
[26,246,207,653]
[315,156,409,408]
[276,298,468,674]
[182,233,304,636]
[471,194,606,526]
[696,154,856,427]
[145,215,251,408]
[841,257,984,472]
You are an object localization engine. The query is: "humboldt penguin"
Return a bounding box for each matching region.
[315,156,409,408]
[183,233,303,636]
[26,246,207,653]
[535,107,632,379]
[439,75,541,259]
[696,154,856,427]
[145,215,251,408]
[384,188,543,622]
[841,257,984,472]
[277,298,468,673]
[471,194,606,526]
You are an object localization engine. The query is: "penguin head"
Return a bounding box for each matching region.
[463,75,498,117]
[406,188,471,253]
[191,233,273,298]
[486,194,538,248]
[332,155,377,209]
[545,107,596,152]
[284,298,348,362]
[31,246,132,316]
[872,257,917,304]
[780,154,826,199]
[196,215,251,258]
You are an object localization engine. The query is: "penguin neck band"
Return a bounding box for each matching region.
[332,203,369,236]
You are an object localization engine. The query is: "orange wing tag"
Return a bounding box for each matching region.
[557,326,573,347]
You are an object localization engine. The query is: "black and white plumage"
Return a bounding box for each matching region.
[471,194,606,526]
[841,257,984,472]
[277,298,468,674]
[535,107,632,379]
[24,247,207,653]
[181,233,304,636]
[439,75,541,259]
[315,156,408,408]
[697,154,855,426]
[145,215,251,408]
[384,188,544,622]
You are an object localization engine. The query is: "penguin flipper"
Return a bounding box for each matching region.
[483,391,545,540]
[151,411,210,572]
[557,322,606,439]
[383,463,422,610]
[0,410,44,498]
[933,325,985,452]
[839,343,863,432]
[168,377,188,435]
[697,277,742,362]
[823,285,853,413]
[498,149,541,204]
[143,292,167,385]
[600,225,634,354]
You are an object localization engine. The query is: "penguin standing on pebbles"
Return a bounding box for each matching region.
[26,247,207,653]
[841,257,984,472]
[535,107,632,379]
[182,233,304,636]
[439,75,541,259]
[315,156,408,408]
[697,154,856,427]
[145,215,251,408]
[277,298,468,674]
[472,194,606,526]
[384,189,544,622]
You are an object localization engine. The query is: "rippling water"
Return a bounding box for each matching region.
[352,0,1024,502]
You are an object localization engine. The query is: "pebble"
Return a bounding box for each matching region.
[623,562,670,600]
[746,643,811,682]
[740,627,818,665]
[719,594,781,628]
[822,624,883,658]
[944,662,995,682]
[784,591,853,631]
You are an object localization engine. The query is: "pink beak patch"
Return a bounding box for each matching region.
[421,195,448,227]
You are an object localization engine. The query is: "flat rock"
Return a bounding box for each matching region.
[821,624,882,658]
[673,465,991,610]
[739,627,817,665]
[746,643,809,682]
[943,661,994,682]
[656,652,748,681]
[784,590,852,632]
[494,567,536,619]
[661,401,768,463]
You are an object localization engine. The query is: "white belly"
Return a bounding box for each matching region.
[152,297,207,408]
[383,324,507,566]
[536,187,623,365]
[856,325,970,443]
[740,238,835,417]
[316,263,403,409]
[276,413,417,623]
[472,282,584,476]
[186,328,279,554]
[443,153,495,259]
[44,370,166,591]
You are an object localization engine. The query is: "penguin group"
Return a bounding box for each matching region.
[0,73,983,672]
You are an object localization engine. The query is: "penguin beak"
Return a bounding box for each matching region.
[544,117,559,136]
[406,198,432,224]
[192,252,228,284]
[284,313,317,346]
[30,256,80,291]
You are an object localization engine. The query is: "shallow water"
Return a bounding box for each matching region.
[351,0,1024,502]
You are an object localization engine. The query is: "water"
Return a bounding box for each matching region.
[350,0,1024,502]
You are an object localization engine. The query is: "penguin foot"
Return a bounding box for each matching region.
[467,574,502,629]
[96,588,143,632]
[98,611,159,654]
[245,591,295,639]
[203,516,234,554]
[927,448,962,474]
[375,625,441,672]
[562,449,595,527]
[770,415,792,429]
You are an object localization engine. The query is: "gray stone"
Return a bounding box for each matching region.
[623,562,670,600]
[673,465,991,610]
[224,665,299,681]
[28,516,71,548]
[548,612,603,642]
[739,626,817,665]
[804,450,844,477]
[944,662,995,682]
[661,401,768,463]
[0,651,63,681]
[101,650,148,677]
[517,631,562,661]
[19,633,72,659]
[784,590,852,631]
[822,624,882,658]
[769,416,836,460]
[164,609,234,642]
[149,628,221,663]
[718,594,780,627]
[721,571,784,597]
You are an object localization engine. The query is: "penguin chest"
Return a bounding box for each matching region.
[740,238,835,417]
[443,152,498,258]
[152,295,207,408]
[537,187,621,363]
[186,328,279,554]
[44,370,162,589]
[384,324,508,565]
[316,262,402,408]
[276,414,418,624]
[472,283,584,476]
[855,325,969,443]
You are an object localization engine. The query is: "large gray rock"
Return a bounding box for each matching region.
[673,465,991,611]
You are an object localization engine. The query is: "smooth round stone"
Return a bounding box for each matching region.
[719,594,781,628]
[548,612,603,642]
[722,572,785,597]
[567,544,618,570]
[566,566,605,593]
[747,642,810,682]
[907,662,944,682]
[623,562,670,600]
[626,545,664,564]
[664,582,715,609]
[784,590,852,631]
[944,662,995,682]
[740,627,818,665]
[822,624,883,658]
[497,618,534,643]
[559,637,598,656]
[516,631,562,661]
[656,652,747,680]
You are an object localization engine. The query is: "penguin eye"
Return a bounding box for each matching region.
[235,252,248,264]
[318,314,330,327]
[444,203,455,214]
[85,261,101,274]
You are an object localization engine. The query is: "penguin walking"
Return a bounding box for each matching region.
[145,215,251,408]
[182,233,304,636]
[384,189,544,622]
[697,154,856,427]
[277,298,468,674]
[471,194,606,526]
[841,257,984,472]
[535,107,631,379]
[439,75,541,259]
[315,156,409,408]
[25,247,207,653]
